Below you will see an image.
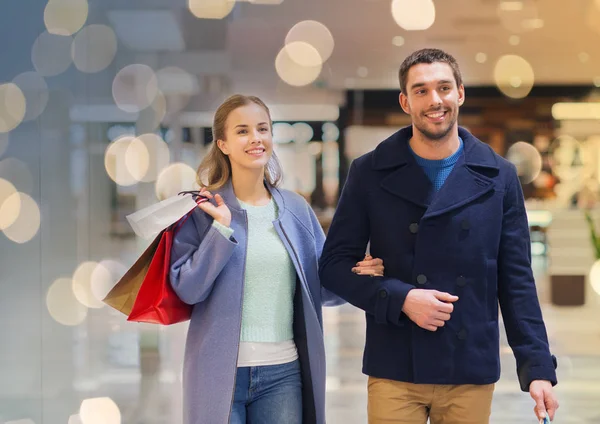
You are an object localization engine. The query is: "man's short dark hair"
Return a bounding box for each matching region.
[398,48,463,94]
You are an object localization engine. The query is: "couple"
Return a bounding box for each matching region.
[169,49,558,424]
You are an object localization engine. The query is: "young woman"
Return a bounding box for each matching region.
[169,94,384,424]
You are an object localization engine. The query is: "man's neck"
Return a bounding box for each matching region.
[409,126,461,160]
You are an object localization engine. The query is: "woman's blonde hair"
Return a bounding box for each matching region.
[196,94,283,191]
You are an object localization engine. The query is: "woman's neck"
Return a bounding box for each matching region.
[231,167,271,206]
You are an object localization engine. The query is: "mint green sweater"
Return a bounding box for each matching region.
[212,198,296,342]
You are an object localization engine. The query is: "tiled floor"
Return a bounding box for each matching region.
[2,256,600,423]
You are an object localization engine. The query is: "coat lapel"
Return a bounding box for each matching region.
[423,127,500,219]
[373,126,433,208]
[373,126,500,218]
[380,163,433,208]
[422,159,495,219]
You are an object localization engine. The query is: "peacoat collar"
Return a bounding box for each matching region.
[372,126,501,219]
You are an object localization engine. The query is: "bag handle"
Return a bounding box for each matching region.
[171,190,199,235]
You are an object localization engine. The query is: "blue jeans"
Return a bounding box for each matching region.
[229,359,303,424]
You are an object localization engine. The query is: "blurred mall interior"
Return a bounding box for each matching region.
[1,0,600,423]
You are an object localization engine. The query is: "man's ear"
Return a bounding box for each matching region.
[399,92,411,114]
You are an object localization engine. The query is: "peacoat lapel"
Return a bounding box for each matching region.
[373,126,500,218]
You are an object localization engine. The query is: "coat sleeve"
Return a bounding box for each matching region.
[306,203,346,307]
[169,211,238,305]
[498,166,557,392]
[319,159,415,326]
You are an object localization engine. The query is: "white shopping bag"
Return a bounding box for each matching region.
[127,193,198,239]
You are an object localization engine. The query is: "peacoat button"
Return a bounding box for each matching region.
[379,290,388,299]
[417,274,427,285]
[457,329,467,340]
[456,276,467,287]
[461,219,470,230]
[409,223,419,234]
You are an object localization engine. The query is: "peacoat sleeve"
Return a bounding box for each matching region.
[319,159,416,326]
[169,211,238,305]
[498,166,557,392]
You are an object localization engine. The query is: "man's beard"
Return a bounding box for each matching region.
[414,110,456,141]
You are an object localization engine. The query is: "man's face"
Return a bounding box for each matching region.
[399,62,465,141]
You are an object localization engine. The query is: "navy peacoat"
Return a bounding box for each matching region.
[319,126,557,391]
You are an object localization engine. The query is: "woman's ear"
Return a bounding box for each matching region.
[217,139,229,155]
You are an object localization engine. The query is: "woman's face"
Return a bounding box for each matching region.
[217,103,273,172]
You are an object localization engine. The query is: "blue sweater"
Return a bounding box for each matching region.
[410,137,464,191]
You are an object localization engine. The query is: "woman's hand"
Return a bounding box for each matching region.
[195,188,232,227]
[351,255,384,277]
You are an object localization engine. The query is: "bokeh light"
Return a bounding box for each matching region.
[357,67,368,78]
[284,41,324,68]
[506,141,542,184]
[475,53,487,64]
[589,259,600,296]
[12,72,49,121]
[275,43,322,87]
[0,178,20,230]
[90,259,128,303]
[509,35,520,46]
[72,24,118,73]
[292,122,314,144]
[68,415,83,424]
[285,21,334,65]
[188,0,235,19]
[273,122,294,144]
[0,192,21,231]
[44,0,89,36]
[392,36,404,46]
[72,261,105,309]
[493,55,534,99]
[155,162,198,200]
[104,136,150,186]
[112,64,159,113]
[46,278,88,326]
[80,397,121,424]
[126,133,170,183]
[31,31,73,76]
[391,0,436,31]
[0,158,34,194]
[322,122,339,142]
[2,192,41,243]
[0,83,26,133]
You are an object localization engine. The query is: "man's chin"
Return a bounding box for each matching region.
[416,120,455,141]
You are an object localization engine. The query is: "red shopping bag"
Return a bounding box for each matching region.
[126,212,193,325]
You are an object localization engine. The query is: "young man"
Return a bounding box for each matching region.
[319,48,558,424]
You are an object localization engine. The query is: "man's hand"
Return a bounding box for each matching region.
[401,289,458,331]
[529,380,558,422]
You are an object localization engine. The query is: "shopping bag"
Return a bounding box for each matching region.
[102,233,162,316]
[103,212,194,324]
[126,192,198,240]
